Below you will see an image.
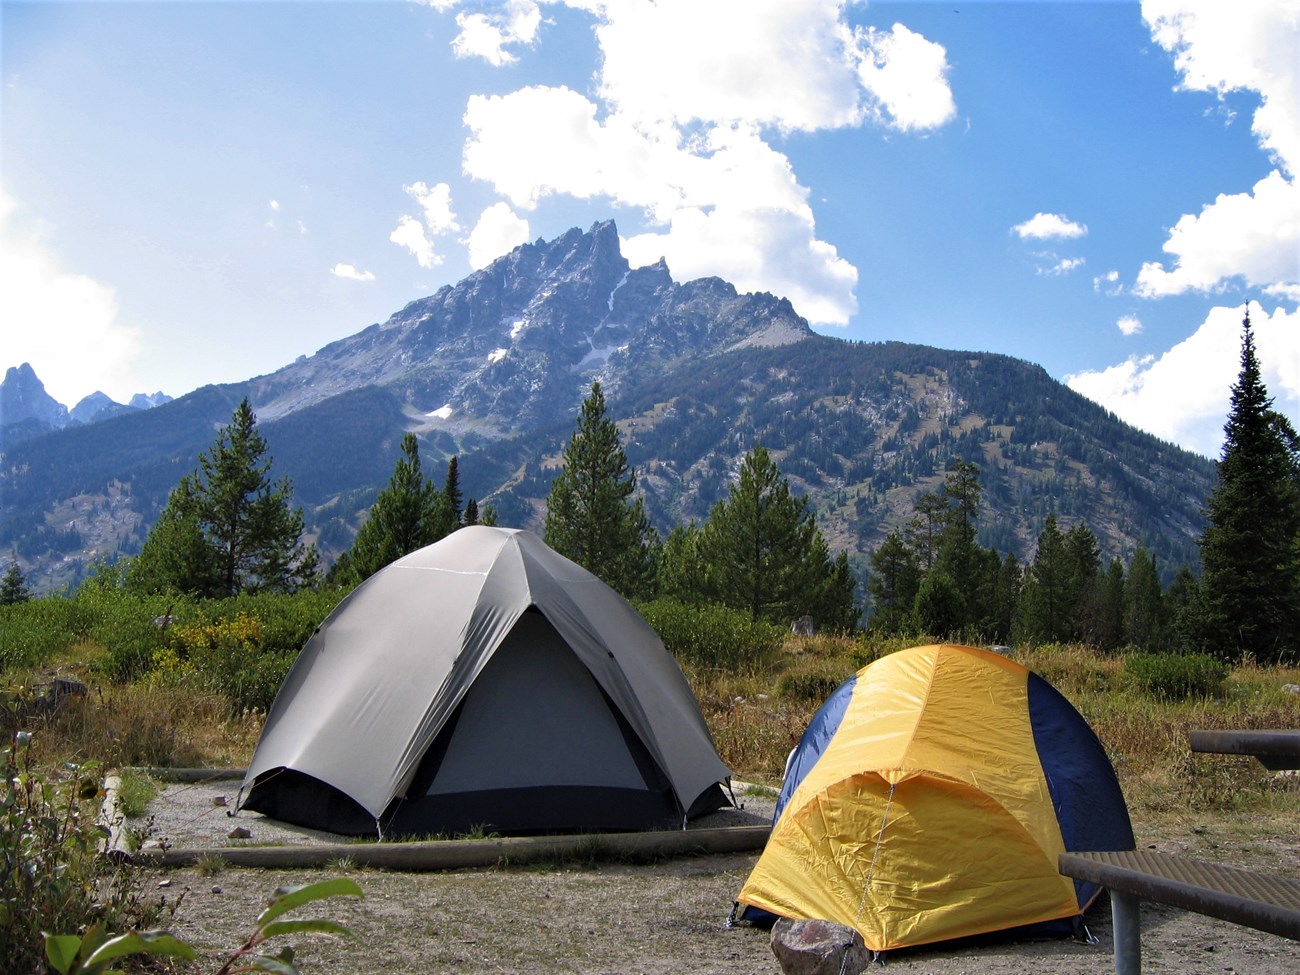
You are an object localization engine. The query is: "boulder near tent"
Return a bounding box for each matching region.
[236,526,731,837]
[735,643,1133,954]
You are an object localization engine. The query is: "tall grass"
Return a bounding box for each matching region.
[3,588,1298,820]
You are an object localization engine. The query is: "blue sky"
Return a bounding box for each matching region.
[3,0,1297,459]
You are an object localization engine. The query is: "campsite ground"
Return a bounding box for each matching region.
[141,782,1300,975]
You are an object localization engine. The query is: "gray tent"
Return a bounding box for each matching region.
[237,526,731,837]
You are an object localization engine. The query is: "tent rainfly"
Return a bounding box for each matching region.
[736,643,1134,955]
[236,526,731,837]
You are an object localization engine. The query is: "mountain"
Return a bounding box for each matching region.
[0,365,173,450]
[0,220,1217,594]
[1,363,69,445]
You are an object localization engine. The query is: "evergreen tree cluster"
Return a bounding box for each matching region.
[544,385,859,630]
[864,305,1300,664]
[865,459,1194,650]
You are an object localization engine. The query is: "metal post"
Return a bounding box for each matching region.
[1111,891,1142,975]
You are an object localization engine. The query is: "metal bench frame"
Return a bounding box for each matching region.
[1059,850,1300,975]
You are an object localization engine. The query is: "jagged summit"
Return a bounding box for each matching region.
[249,220,813,429]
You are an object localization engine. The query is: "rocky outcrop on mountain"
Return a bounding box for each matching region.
[248,220,813,439]
[1,363,70,447]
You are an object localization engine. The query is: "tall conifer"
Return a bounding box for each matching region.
[1195,305,1300,662]
[544,382,657,598]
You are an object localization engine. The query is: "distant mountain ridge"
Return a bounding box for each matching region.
[0,363,172,448]
[0,221,1216,594]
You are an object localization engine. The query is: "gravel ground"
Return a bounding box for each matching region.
[128,775,1300,975]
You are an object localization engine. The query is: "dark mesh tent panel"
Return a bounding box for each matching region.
[385,611,679,836]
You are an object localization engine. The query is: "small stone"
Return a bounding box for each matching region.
[228,826,252,839]
[157,879,172,888]
[770,918,871,975]
[211,885,223,894]
[212,795,228,807]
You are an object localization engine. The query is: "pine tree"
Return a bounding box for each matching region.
[1064,523,1102,643]
[657,522,706,604]
[1124,547,1165,650]
[1018,513,1070,644]
[697,445,855,625]
[1,561,31,605]
[935,460,986,632]
[1195,306,1300,662]
[544,382,657,598]
[867,530,920,634]
[129,399,317,596]
[338,433,453,584]
[443,455,464,527]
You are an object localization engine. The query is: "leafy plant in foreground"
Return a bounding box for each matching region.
[1,732,162,974]
[44,876,363,975]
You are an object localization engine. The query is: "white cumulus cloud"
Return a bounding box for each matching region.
[389,214,441,269]
[1134,169,1300,300]
[854,22,957,132]
[1137,1,1300,301]
[450,0,542,66]
[405,181,460,234]
[331,263,375,282]
[1066,301,1300,458]
[1012,212,1088,240]
[0,191,143,405]
[1117,314,1143,336]
[439,0,954,327]
[467,203,530,269]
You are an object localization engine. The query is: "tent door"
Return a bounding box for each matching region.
[386,609,675,836]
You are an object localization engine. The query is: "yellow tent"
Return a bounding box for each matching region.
[736,643,1132,952]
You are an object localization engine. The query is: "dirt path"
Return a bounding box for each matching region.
[138,782,1300,975]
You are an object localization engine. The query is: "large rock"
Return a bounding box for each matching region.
[770,917,871,975]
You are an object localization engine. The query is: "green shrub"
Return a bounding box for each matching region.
[0,598,90,671]
[1124,651,1229,700]
[1,732,163,974]
[150,613,295,714]
[777,666,846,702]
[206,589,347,655]
[636,598,783,670]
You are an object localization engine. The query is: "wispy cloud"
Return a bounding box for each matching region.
[1041,256,1085,276]
[1012,212,1088,240]
[1117,314,1142,336]
[1094,269,1123,295]
[331,263,375,282]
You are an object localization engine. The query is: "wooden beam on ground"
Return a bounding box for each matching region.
[133,824,771,871]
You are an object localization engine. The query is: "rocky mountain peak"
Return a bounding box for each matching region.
[250,221,813,432]
[1,363,69,432]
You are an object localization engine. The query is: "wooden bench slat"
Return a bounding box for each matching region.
[1059,850,1300,941]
